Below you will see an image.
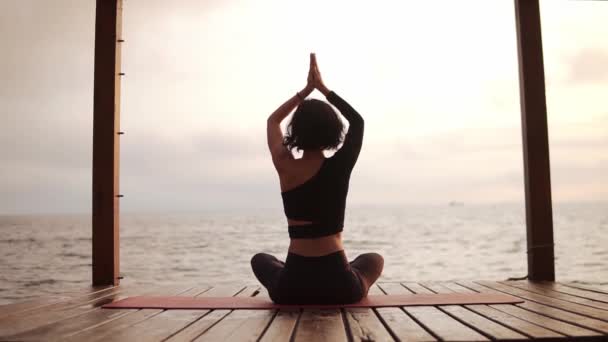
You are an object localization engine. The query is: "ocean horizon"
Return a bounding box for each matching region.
[1,201,606,305]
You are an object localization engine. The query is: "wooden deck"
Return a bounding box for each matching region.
[1,281,607,341]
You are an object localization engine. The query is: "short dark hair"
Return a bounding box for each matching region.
[283,99,344,152]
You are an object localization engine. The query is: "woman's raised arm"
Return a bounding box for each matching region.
[311,54,364,170]
[266,54,316,170]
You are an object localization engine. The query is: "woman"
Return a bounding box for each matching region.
[251,53,384,304]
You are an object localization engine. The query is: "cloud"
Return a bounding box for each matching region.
[1,1,607,214]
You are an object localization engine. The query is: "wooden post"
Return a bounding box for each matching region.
[92,0,122,286]
[514,0,555,281]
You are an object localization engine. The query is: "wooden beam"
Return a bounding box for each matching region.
[92,0,122,286]
[514,0,555,281]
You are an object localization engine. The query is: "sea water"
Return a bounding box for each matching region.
[1,202,606,304]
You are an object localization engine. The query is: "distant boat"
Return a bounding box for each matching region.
[448,201,464,207]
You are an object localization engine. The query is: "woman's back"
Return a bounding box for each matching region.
[281,91,364,241]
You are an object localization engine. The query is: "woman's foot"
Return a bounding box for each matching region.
[350,252,384,295]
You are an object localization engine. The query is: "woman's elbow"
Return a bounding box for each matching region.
[267,116,281,126]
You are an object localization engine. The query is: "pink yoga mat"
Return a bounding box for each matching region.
[102,293,523,310]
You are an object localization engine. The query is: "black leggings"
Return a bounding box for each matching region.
[251,250,384,304]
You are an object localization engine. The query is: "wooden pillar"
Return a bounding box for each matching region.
[514,0,555,281]
[92,0,123,286]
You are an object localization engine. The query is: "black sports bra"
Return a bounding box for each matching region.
[281,91,364,239]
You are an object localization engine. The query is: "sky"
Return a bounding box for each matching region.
[0,0,606,214]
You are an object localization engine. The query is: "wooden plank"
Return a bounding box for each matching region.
[164,286,260,341]
[464,282,608,336]
[7,287,198,341]
[466,305,564,339]
[0,286,119,320]
[192,305,274,341]
[563,283,608,295]
[374,283,436,342]
[550,282,608,303]
[406,307,488,341]
[454,282,565,339]
[258,309,300,342]
[380,283,487,341]
[418,282,451,294]
[165,309,231,341]
[368,284,384,296]
[442,282,479,294]
[378,282,414,295]
[476,281,608,321]
[92,0,123,286]
[0,297,72,318]
[341,283,393,341]
[185,286,277,341]
[344,307,394,342]
[441,306,528,341]
[517,300,608,334]
[103,285,247,342]
[249,291,301,342]
[457,281,513,295]
[63,309,163,342]
[504,281,608,309]
[489,304,601,338]
[0,286,115,318]
[402,282,434,294]
[5,308,135,341]
[374,307,436,342]
[0,286,131,337]
[274,283,369,342]
[293,309,348,342]
[420,283,528,341]
[515,0,555,282]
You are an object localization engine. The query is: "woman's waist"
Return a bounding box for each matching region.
[287,219,344,238]
[287,217,343,226]
[288,232,344,256]
[284,248,349,268]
